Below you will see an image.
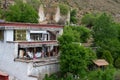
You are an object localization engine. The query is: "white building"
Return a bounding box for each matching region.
[0,22,63,80]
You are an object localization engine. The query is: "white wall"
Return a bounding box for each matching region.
[4,30,14,41]
[26,30,30,41]
[28,62,59,79]
[0,42,36,80]
[0,42,60,80]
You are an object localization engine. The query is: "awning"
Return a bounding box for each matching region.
[18,41,58,48]
[93,59,109,67]
[30,30,47,33]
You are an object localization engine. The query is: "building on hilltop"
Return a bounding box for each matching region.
[0,22,63,80]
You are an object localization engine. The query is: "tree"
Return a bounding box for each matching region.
[114,57,120,69]
[59,4,69,15]
[5,0,38,23]
[102,50,113,64]
[71,26,91,43]
[92,13,120,66]
[58,26,96,77]
[81,13,99,28]
[87,68,115,80]
[93,13,118,43]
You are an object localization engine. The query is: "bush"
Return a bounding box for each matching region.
[87,68,115,80]
[71,26,91,42]
[102,50,113,64]
[81,13,99,27]
[115,58,120,69]
[59,4,69,15]
[70,9,78,24]
[114,70,120,80]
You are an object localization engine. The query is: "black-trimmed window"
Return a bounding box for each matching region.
[0,30,4,41]
[30,33,42,41]
[14,30,26,41]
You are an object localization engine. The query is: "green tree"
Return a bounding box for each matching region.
[59,4,69,15]
[102,50,113,64]
[87,68,115,80]
[92,13,120,67]
[81,13,99,27]
[0,8,2,18]
[70,9,77,24]
[114,57,120,69]
[58,26,96,77]
[93,13,117,43]
[71,26,91,42]
[114,23,120,41]
[5,0,38,23]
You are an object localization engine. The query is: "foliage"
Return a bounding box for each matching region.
[0,8,5,19]
[102,50,113,64]
[114,23,120,41]
[43,68,116,80]
[93,13,117,42]
[81,13,99,27]
[70,9,77,24]
[59,4,69,15]
[62,26,80,42]
[114,70,120,80]
[71,25,91,42]
[114,57,120,69]
[0,8,2,18]
[87,68,116,80]
[43,73,75,80]
[58,26,96,77]
[92,13,120,61]
[5,0,38,23]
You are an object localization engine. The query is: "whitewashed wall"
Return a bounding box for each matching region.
[28,62,59,80]
[26,30,30,41]
[0,42,60,80]
[4,30,14,41]
[0,42,36,80]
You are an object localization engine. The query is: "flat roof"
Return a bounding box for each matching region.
[93,59,109,67]
[0,22,63,29]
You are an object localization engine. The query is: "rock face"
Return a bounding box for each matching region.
[38,4,70,24]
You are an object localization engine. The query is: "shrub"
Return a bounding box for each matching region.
[102,50,113,64]
[70,9,78,24]
[81,13,99,27]
[71,26,91,43]
[59,4,69,15]
[115,57,120,69]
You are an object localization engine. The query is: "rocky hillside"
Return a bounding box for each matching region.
[40,0,120,22]
[1,0,120,22]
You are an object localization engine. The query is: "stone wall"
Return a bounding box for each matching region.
[27,59,59,80]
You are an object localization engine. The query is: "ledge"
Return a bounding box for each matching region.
[14,56,59,63]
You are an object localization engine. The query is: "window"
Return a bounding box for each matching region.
[30,33,49,41]
[0,30,4,41]
[14,30,26,41]
[30,33,42,41]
